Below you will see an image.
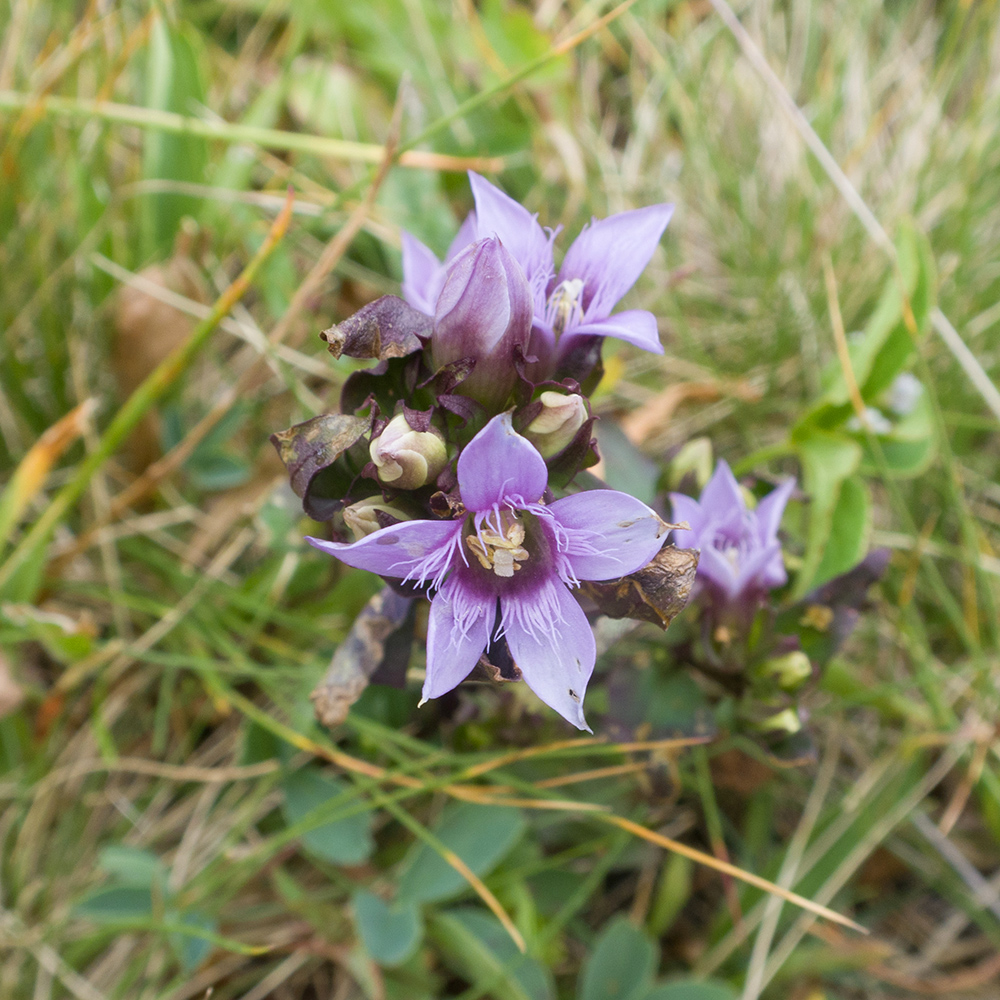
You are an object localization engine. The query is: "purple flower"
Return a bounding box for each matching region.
[670,461,795,611]
[307,414,667,730]
[468,173,673,371]
[432,236,533,413]
[401,212,478,316]
[400,174,674,374]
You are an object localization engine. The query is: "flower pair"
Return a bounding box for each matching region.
[308,414,668,730]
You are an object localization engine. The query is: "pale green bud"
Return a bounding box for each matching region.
[523,391,588,458]
[343,498,414,541]
[761,650,813,691]
[755,707,802,735]
[369,414,447,491]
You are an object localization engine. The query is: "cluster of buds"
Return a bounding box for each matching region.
[272,173,688,731]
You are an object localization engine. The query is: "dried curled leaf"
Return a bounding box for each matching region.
[311,587,416,728]
[321,295,430,361]
[581,545,699,630]
[270,412,369,520]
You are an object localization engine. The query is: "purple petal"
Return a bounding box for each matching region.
[306,520,461,585]
[700,460,746,522]
[669,493,705,539]
[561,310,663,355]
[432,237,533,413]
[696,543,741,598]
[547,490,665,581]
[457,413,548,512]
[446,211,478,262]
[401,231,444,315]
[755,478,795,545]
[502,579,595,731]
[736,541,786,594]
[558,204,673,320]
[422,575,492,700]
[468,172,554,287]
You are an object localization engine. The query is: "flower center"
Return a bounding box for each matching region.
[466,510,530,578]
[546,278,585,336]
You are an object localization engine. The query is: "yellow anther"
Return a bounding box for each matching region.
[465,518,530,577]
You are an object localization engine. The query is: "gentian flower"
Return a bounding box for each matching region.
[669,460,795,615]
[399,174,673,374]
[307,414,667,730]
[431,236,533,413]
[400,212,477,316]
[468,172,673,371]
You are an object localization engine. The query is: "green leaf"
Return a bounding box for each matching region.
[0,603,95,664]
[579,916,657,1000]
[281,766,374,866]
[352,890,422,967]
[429,908,554,1000]
[811,475,871,586]
[641,981,736,1000]
[397,802,525,905]
[862,390,935,478]
[792,431,861,595]
[187,451,252,492]
[97,846,164,888]
[143,16,208,256]
[74,886,153,922]
[593,422,660,506]
[170,909,217,970]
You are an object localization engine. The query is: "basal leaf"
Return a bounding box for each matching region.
[641,981,737,1000]
[352,890,422,967]
[429,908,554,1000]
[282,766,374,866]
[74,886,153,922]
[579,916,657,1000]
[397,802,525,905]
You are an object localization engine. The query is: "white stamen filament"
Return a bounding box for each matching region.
[546,278,585,335]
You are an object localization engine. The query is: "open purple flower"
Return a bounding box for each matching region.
[670,461,795,614]
[307,414,667,730]
[468,172,673,370]
[399,174,674,375]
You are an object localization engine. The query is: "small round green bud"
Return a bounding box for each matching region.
[523,391,588,458]
[369,414,447,491]
[761,650,813,691]
[754,707,802,735]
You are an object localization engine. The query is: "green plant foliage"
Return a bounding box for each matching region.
[142,15,209,257]
[578,916,657,1000]
[352,889,423,966]
[397,802,526,904]
[642,982,737,1000]
[281,766,375,865]
[429,908,554,1000]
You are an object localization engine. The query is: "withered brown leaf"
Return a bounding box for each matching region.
[580,545,699,630]
[321,295,430,361]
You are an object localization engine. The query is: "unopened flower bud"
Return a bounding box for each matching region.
[432,237,532,413]
[524,391,588,458]
[754,707,802,735]
[343,497,414,540]
[761,650,812,691]
[369,414,447,491]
